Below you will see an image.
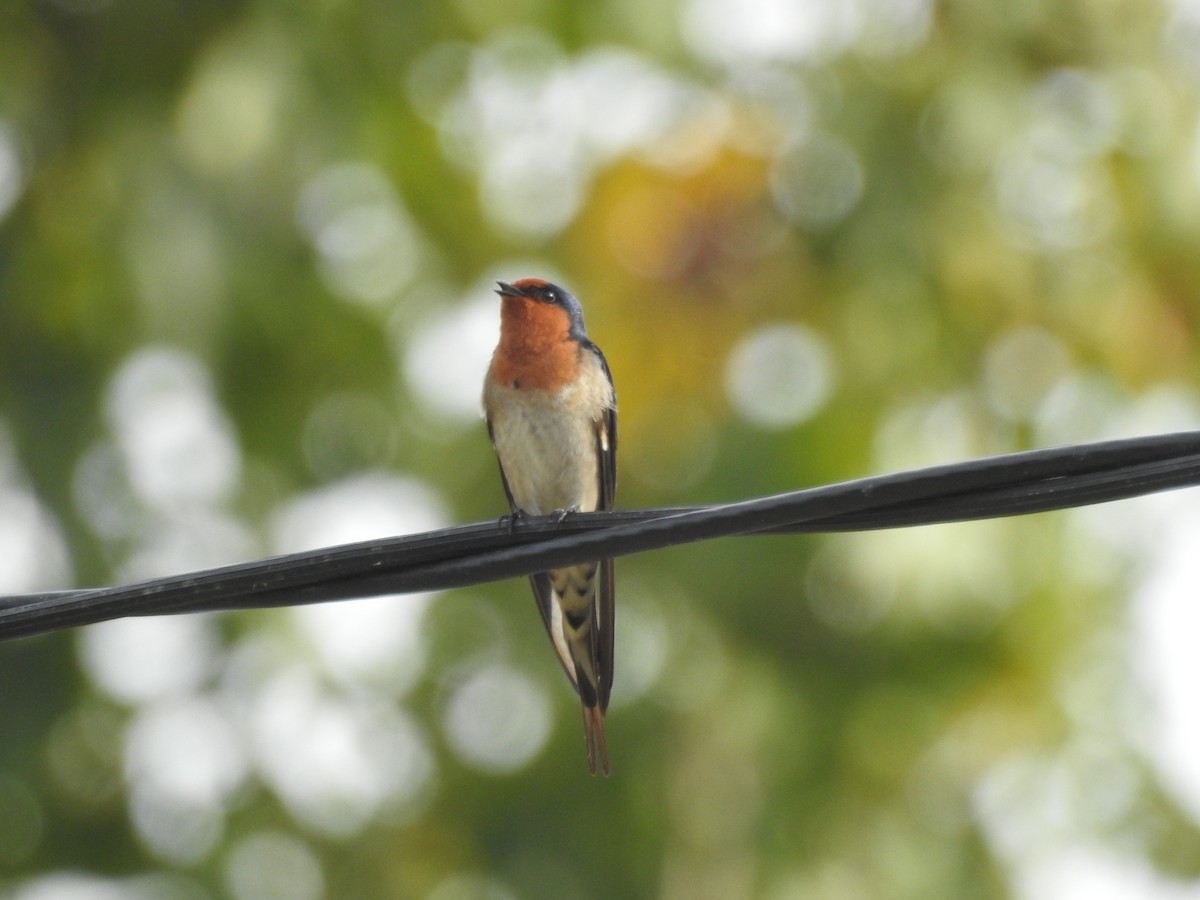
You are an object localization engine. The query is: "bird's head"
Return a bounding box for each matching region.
[495,278,588,342]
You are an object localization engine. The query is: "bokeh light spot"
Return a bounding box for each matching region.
[128,782,223,865]
[292,595,431,694]
[1033,372,1126,447]
[224,831,324,900]
[857,0,935,57]
[992,142,1115,250]
[72,442,142,540]
[442,663,552,774]
[0,122,23,222]
[250,668,435,835]
[117,511,258,584]
[608,597,669,708]
[683,0,860,64]
[1131,507,1200,824]
[271,471,447,553]
[874,392,1010,472]
[479,152,582,239]
[7,874,168,900]
[0,423,71,592]
[882,521,1016,637]
[297,163,421,306]
[435,36,717,239]
[982,326,1074,423]
[770,133,865,229]
[573,48,712,157]
[1030,69,1119,160]
[725,323,834,428]
[124,697,247,807]
[403,291,500,421]
[176,31,290,173]
[270,473,444,691]
[79,616,219,705]
[407,42,472,123]
[0,486,72,593]
[105,347,242,510]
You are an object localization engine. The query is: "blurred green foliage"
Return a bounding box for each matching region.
[3,1,1200,897]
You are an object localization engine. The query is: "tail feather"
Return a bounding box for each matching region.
[536,561,613,773]
[582,704,609,776]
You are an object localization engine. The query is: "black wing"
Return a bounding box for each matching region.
[591,344,617,712]
[486,416,518,512]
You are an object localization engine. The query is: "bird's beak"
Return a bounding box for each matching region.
[495,281,524,298]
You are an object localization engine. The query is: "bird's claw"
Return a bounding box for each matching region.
[499,509,531,535]
[549,506,579,525]
[499,507,577,534]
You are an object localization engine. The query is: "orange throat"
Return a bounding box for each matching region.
[490,297,579,391]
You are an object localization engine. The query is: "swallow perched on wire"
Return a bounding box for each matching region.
[482,277,617,775]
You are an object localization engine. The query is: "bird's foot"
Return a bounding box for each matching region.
[498,509,531,535]
[549,506,580,525]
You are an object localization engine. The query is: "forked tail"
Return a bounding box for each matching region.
[582,704,609,776]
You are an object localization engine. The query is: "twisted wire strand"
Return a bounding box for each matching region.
[2,431,1198,641]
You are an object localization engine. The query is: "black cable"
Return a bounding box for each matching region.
[2,431,1198,642]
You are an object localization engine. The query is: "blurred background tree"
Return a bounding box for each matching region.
[3,0,1200,897]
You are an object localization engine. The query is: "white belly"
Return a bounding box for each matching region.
[486,385,602,516]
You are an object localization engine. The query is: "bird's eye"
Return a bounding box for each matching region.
[544,288,559,304]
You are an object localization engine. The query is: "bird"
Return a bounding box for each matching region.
[482,277,617,775]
